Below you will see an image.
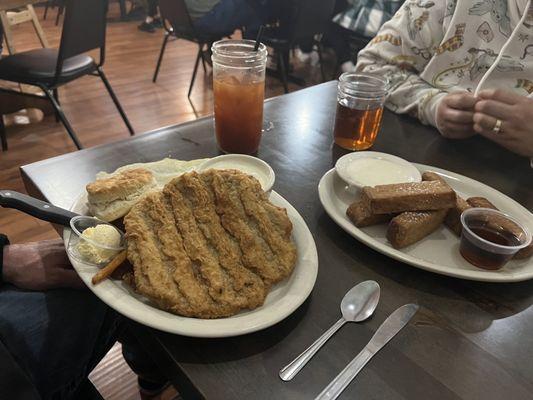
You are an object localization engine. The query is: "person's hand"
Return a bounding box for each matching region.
[2,239,85,291]
[473,89,533,157]
[436,92,478,139]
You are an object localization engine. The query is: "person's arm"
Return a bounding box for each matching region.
[2,239,85,291]
[0,234,9,286]
[355,1,448,127]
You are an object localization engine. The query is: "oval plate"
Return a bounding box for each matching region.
[64,191,318,337]
[318,164,533,282]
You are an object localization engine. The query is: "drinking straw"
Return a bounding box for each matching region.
[254,26,264,51]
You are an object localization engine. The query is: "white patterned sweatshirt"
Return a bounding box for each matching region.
[356,0,533,128]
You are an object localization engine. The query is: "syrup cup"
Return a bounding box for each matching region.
[460,208,532,270]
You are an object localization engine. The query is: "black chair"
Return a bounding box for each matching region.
[0,0,134,151]
[44,1,130,25]
[341,32,371,76]
[43,0,65,26]
[262,0,337,93]
[152,0,220,97]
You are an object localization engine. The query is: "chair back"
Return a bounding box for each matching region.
[56,0,107,74]
[284,0,337,44]
[159,0,196,39]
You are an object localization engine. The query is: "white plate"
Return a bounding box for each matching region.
[64,191,318,337]
[318,164,533,282]
[196,154,276,192]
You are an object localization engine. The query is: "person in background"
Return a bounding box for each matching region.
[327,0,404,72]
[0,236,168,399]
[356,0,533,160]
[189,0,278,39]
[138,0,162,33]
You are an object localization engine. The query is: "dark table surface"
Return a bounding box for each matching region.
[22,82,533,400]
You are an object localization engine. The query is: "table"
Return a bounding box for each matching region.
[21,82,533,400]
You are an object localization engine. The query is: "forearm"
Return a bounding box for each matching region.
[357,57,447,126]
[2,245,17,285]
[0,234,9,285]
[355,0,448,126]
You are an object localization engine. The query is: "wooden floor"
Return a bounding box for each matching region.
[0,4,329,399]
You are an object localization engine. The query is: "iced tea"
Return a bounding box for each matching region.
[333,102,384,151]
[212,40,268,154]
[214,77,264,154]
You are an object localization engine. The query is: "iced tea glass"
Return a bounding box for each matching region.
[333,73,388,151]
[212,40,268,154]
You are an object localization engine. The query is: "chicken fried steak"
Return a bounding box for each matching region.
[124,170,297,318]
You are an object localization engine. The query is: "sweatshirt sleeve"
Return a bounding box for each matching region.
[355,0,448,127]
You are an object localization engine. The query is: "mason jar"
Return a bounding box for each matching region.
[333,72,388,151]
[212,40,268,154]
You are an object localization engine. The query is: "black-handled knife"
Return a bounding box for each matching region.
[0,190,80,227]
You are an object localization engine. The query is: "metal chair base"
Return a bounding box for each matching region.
[152,34,209,98]
[0,68,135,151]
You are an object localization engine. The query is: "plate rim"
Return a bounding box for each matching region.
[64,191,319,337]
[318,164,533,283]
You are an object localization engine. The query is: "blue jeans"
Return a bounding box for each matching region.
[193,0,270,39]
[0,286,121,399]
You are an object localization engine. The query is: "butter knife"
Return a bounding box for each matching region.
[315,303,419,400]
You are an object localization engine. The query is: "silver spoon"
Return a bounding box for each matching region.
[279,280,380,381]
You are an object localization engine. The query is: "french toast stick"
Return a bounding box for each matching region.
[467,197,498,209]
[444,198,471,236]
[515,245,533,260]
[467,197,532,259]
[387,209,448,249]
[421,171,444,182]
[422,171,470,236]
[346,201,393,227]
[362,181,456,214]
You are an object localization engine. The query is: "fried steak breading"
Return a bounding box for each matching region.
[124,169,297,318]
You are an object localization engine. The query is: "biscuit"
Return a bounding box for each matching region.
[87,168,157,221]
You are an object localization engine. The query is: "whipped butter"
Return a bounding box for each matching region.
[77,224,122,264]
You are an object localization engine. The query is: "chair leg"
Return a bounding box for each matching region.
[0,115,7,151]
[53,88,60,122]
[119,0,127,20]
[42,87,83,150]
[277,51,289,94]
[188,47,202,98]
[55,6,63,26]
[43,2,49,20]
[317,43,326,83]
[96,67,135,136]
[153,32,170,83]
[199,44,207,73]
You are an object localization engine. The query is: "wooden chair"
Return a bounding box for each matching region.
[0,0,135,151]
[153,0,221,97]
[0,1,49,54]
[0,0,53,150]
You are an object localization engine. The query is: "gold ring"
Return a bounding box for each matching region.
[493,119,502,134]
